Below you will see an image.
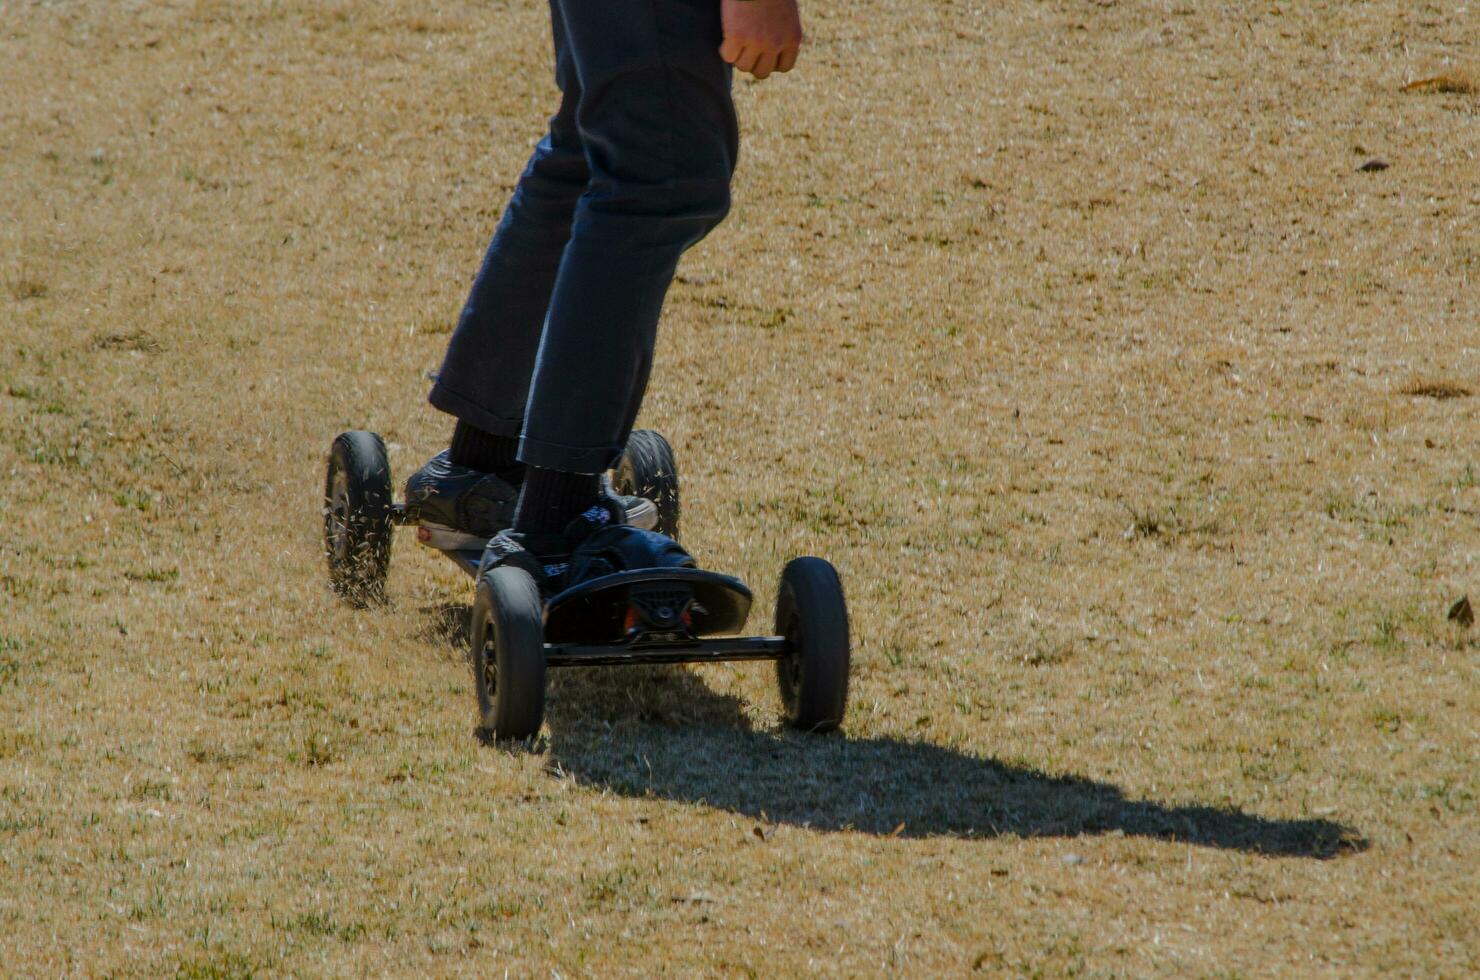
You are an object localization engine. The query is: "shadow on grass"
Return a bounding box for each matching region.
[537,665,1367,858]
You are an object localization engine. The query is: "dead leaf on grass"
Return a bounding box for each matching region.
[1022,641,1074,667]
[7,278,48,301]
[672,892,715,904]
[973,949,1005,971]
[94,330,162,353]
[1402,73,1476,95]
[1448,596,1474,630]
[1401,380,1472,400]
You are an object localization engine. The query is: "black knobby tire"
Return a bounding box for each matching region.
[323,431,393,606]
[774,557,851,733]
[470,565,547,741]
[614,429,680,540]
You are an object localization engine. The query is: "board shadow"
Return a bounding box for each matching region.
[539,665,1367,858]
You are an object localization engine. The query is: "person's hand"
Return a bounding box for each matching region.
[720,0,803,81]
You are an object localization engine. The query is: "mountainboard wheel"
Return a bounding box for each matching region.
[470,565,547,741]
[323,430,393,606]
[774,557,850,732]
[614,428,680,540]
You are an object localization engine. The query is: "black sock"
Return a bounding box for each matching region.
[513,466,602,535]
[449,420,521,481]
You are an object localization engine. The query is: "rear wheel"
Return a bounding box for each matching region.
[774,557,850,733]
[614,429,680,540]
[471,565,547,741]
[323,431,393,606]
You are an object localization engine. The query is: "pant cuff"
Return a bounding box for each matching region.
[518,434,623,475]
[427,382,523,439]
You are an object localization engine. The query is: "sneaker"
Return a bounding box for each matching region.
[604,475,658,532]
[479,495,628,592]
[404,450,521,550]
[405,452,658,551]
[481,494,694,597]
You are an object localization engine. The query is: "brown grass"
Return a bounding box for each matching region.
[3,0,1478,975]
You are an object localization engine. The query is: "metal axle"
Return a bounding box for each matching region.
[545,636,788,668]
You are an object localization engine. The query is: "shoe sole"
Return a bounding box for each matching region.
[614,497,658,531]
[415,498,659,552]
[416,523,493,551]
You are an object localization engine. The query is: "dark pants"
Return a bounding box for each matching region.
[429,0,739,474]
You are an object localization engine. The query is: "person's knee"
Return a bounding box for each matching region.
[577,66,736,235]
[664,172,732,237]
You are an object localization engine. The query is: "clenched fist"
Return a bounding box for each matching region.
[720,0,803,81]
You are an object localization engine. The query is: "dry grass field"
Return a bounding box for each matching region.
[3,0,1478,975]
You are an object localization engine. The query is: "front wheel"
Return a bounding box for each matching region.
[774,557,851,733]
[471,565,547,741]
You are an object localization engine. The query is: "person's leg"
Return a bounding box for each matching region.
[517,0,738,485]
[426,2,588,454]
[404,4,587,541]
